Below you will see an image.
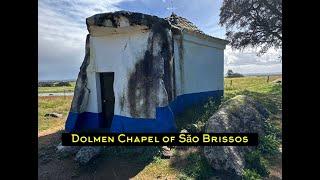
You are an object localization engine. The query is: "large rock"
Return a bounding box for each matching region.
[204,95,269,176]
[75,146,102,165]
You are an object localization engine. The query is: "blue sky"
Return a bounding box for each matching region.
[38,0,282,81]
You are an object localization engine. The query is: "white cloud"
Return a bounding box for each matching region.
[225,46,282,66]
[224,46,282,74]
[38,0,128,80]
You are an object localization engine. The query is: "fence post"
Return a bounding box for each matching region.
[230,80,232,87]
[267,76,270,83]
[64,89,66,99]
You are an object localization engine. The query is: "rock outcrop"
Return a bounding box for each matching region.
[204,95,269,176]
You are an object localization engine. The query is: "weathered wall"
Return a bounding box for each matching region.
[89,31,150,117]
[87,22,173,119]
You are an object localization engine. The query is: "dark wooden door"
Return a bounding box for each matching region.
[100,72,115,129]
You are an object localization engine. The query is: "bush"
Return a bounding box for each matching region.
[258,135,280,156]
[198,97,220,124]
[244,150,269,177]
[264,121,282,140]
[176,97,220,132]
[181,152,214,179]
[242,169,262,180]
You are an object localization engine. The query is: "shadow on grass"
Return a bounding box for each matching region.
[38,130,160,180]
[175,99,221,132]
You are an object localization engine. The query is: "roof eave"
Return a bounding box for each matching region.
[180,29,229,46]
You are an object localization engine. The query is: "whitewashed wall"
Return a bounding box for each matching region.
[84,28,225,117]
[85,30,151,116]
[174,32,225,96]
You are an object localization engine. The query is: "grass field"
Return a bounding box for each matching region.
[38,75,282,179]
[38,96,72,134]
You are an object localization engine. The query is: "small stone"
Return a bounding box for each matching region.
[162,146,170,151]
[45,112,63,118]
[180,129,188,133]
[161,146,173,158]
[75,146,102,165]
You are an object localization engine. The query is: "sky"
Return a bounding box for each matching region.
[38,0,282,81]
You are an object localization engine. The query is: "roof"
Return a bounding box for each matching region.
[165,13,204,34]
[86,11,228,45]
[165,13,228,45]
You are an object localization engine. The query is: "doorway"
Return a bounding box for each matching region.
[99,72,115,129]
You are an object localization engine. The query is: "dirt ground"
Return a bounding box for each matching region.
[39,131,153,180]
[38,131,229,180]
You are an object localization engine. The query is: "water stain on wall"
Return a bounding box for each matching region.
[127,21,173,118]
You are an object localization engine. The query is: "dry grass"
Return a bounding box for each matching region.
[38,96,72,133]
[132,159,180,180]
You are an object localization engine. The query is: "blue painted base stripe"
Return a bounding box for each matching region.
[65,112,103,132]
[65,90,223,133]
[110,106,176,133]
[169,90,223,115]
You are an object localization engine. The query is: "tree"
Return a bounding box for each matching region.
[226,69,244,78]
[219,0,282,55]
[227,69,234,76]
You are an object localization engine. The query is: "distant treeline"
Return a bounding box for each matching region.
[38,81,72,87]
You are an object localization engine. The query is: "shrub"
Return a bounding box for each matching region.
[264,121,282,140]
[242,169,262,180]
[181,152,214,179]
[244,150,269,177]
[258,135,280,156]
[201,97,219,121]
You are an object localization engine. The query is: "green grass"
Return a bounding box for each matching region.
[179,152,214,179]
[38,96,73,132]
[38,82,76,93]
[224,76,282,115]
